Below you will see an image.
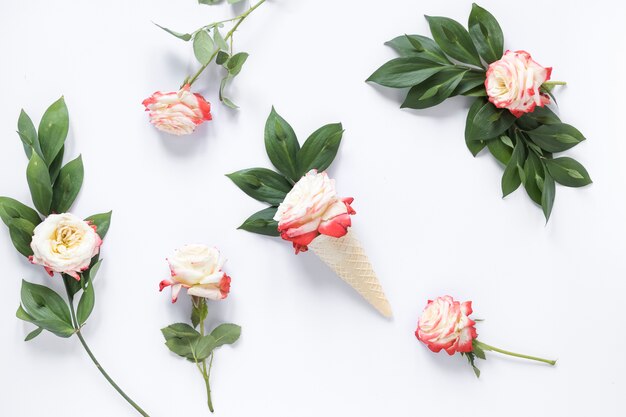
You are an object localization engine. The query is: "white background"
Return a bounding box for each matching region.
[1,0,624,416]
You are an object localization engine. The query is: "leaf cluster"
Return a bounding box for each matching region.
[1,98,112,340]
[368,3,591,220]
[161,322,241,363]
[227,108,344,236]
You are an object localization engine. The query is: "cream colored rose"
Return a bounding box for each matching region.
[159,244,231,303]
[30,213,102,280]
[274,170,355,254]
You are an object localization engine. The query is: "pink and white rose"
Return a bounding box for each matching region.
[415,295,477,355]
[160,244,231,303]
[142,84,212,135]
[274,170,355,254]
[29,213,102,280]
[485,50,552,117]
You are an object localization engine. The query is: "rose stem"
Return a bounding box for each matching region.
[194,297,214,412]
[186,0,267,87]
[475,340,557,366]
[543,81,567,87]
[63,281,150,417]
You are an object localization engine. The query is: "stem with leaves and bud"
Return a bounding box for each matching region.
[192,296,215,412]
[186,0,266,87]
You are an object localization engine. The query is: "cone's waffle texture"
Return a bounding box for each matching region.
[308,230,392,317]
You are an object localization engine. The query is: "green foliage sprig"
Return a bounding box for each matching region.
[156,0,266,108]
[227,107,344,235]
[367,3,591,221]
[1,98,148,416]
[161,297,241,412]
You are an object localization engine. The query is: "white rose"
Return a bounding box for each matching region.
[30,213,102,280]
[274,170,354,254]
[159,244,231,303]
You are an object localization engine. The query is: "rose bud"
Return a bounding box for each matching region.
[142,84,212,135]
[274,170,355,254]
[29,213,102,280]
[485,50,552,117]
[416,295,556,377]
[159,244,231,303]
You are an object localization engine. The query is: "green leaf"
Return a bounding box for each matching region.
[541,171,556,221]
[24,327,43,341]
[515,106,561,130]
[473,342,486,360]
[198,0,221,4]
[191,300,208,329]
[76,278,95,326]
[193,29,215,65]
[523,152,545,205]
[487,137,513,165]
[468,3,504,64]
[8,218,35,257]
[194,335,217,360]
[154,23,192,41]
[38,97,68,166]
[264,108,300,181]
[225,52,249,76]
[238,207,279,236]
[19,280,74,338]
[48,145,64,185]
[401,68,467,109]
[366,57,448,88]
[0,197,41,228]
[85,211,112,239]
[222,96,239,109]
[216,50,230,65]
[213,27,228,51]
[465,98,488,156]
[525,123,585,153]
[162,323,201,360]
[17,110,41,159]
[26,152,53,215]
[226,168,292,205]
[425,15,482,67]
[227,0,245,4]
[544,157,592,188]
[210,323,241,348]
[501,136,526,197]
[452,70,486,96]
[51,155,84,214]
[384,35,450,64]
[296,123,343,175]
[465,98,515,141]
[462,351,481,378]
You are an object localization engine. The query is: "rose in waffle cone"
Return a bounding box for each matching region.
[308,230,392,318]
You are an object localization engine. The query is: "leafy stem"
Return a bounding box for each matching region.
[474,340,556,365]
[193,297,214,412]
[63,280,150,417]
[186,0,266,87]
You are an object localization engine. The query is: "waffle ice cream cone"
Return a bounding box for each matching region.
[308,230,392,317]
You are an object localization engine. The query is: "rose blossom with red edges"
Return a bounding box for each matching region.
[142,84,212,135]
[415,295,477,355]
[485,50,552,117]
[159,244,231,303]
[274,170,355,254]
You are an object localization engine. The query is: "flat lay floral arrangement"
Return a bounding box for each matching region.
[368,3,591,221]
[4,0,602,415]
